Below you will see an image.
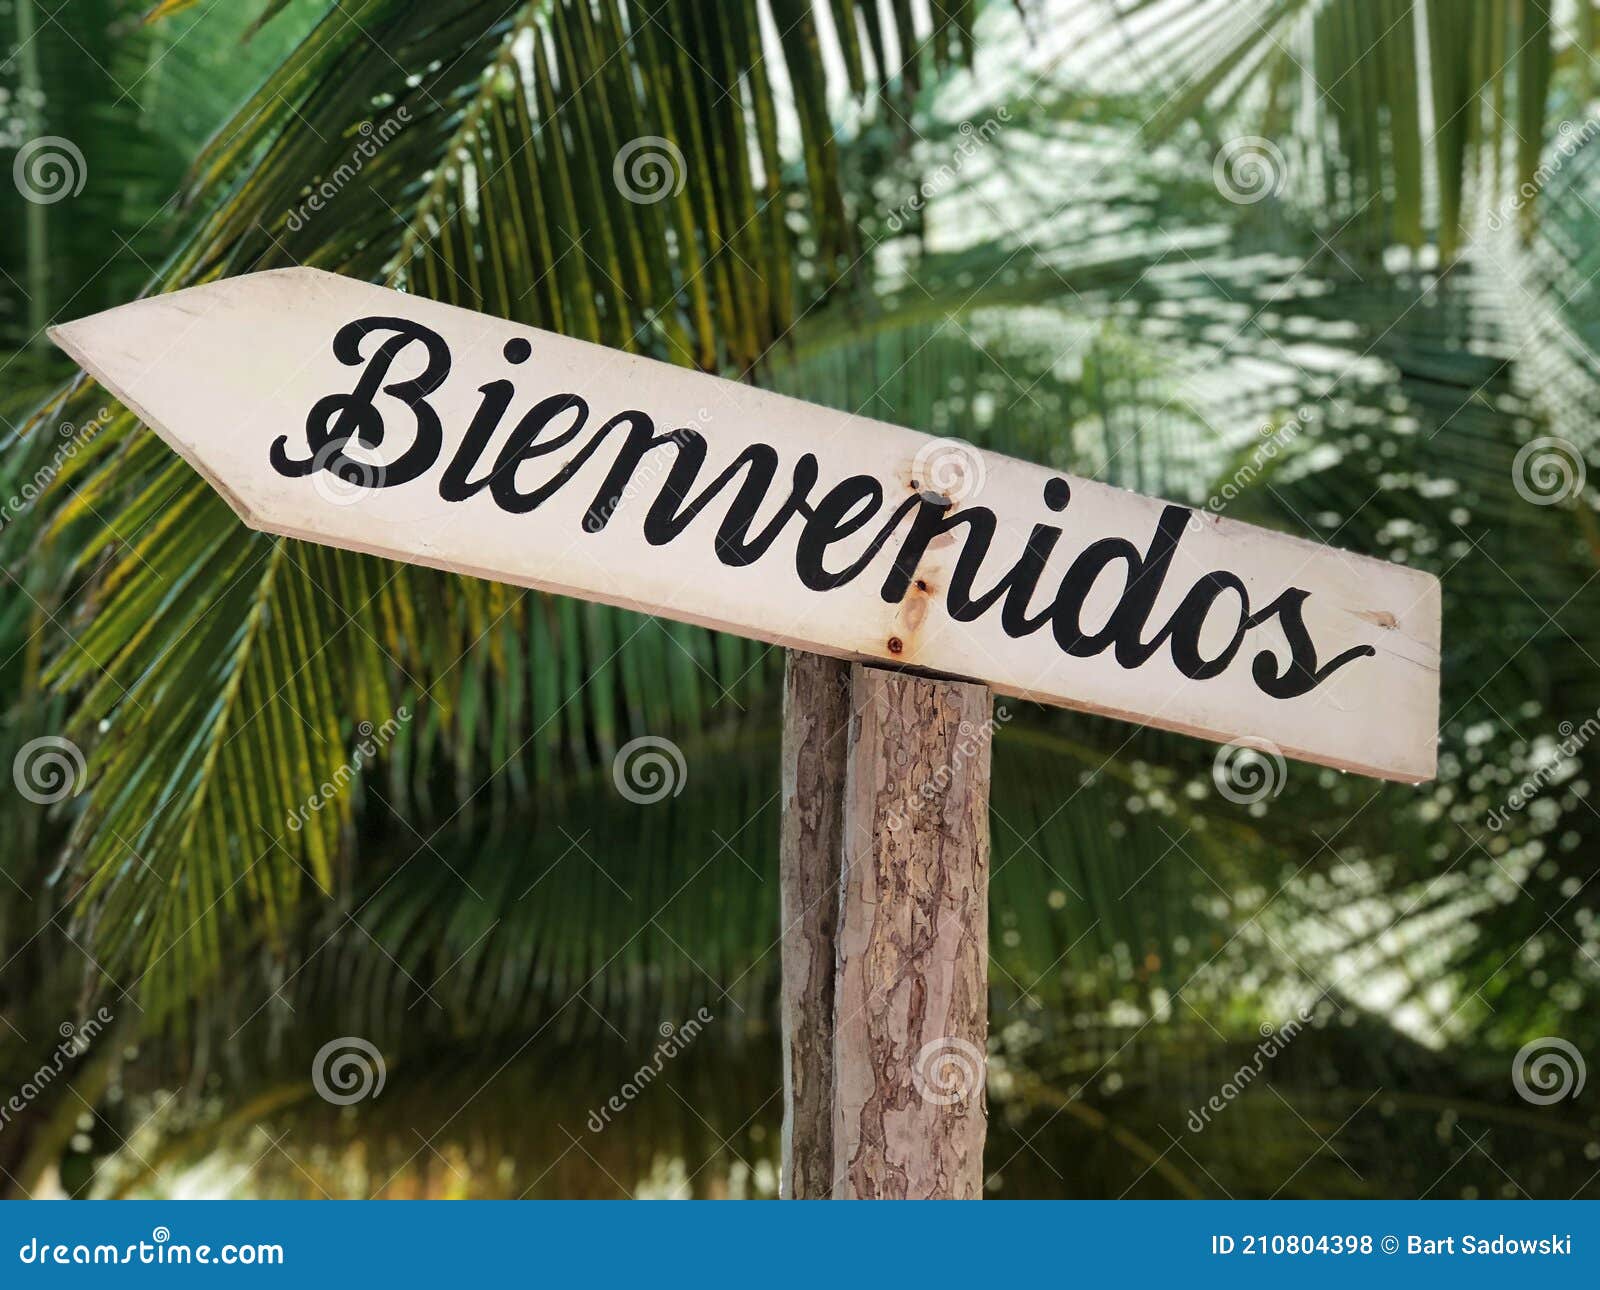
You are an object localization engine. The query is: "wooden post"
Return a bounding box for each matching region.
[778,650,851,1199]
[831,664,991,1199]
[779,659,992,1200]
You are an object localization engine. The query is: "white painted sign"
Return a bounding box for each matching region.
[50,269,1440,781]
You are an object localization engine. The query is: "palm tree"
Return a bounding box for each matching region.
[2,0,1598,1198]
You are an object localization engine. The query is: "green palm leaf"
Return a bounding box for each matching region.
[1088,0,1587,258]
[20,0,979,1007]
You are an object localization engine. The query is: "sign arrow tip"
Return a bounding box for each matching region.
[45,287,272,531]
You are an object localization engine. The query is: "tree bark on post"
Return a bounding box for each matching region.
[831,664,991,1199]
[778,649,851,1199]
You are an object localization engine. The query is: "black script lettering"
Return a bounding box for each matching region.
[1245,589,1376,698]
[880,498,1056,636]
[1051,535,1152,658]
[1160,572,1251,679]
[440,338,533,501]
[489,394,593,513]
[271,316,450,488]
[281,320,1379,706]
[1098,506,1190,668]
[585,424,811,565]
[640,441,810,566]
[797,479,926,591]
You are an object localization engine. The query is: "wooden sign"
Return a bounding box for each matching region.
[50,268,1440,782]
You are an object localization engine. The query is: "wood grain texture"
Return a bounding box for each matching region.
[779,649,851,1200]
[832,665,990,1200]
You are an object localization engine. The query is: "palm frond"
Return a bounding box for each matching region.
[18,0,983,1007]
[1075,0,1591,259]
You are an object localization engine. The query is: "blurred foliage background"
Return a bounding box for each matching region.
[1,0,1598,1199]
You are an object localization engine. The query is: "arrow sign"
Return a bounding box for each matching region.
[50,268,1440,782]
